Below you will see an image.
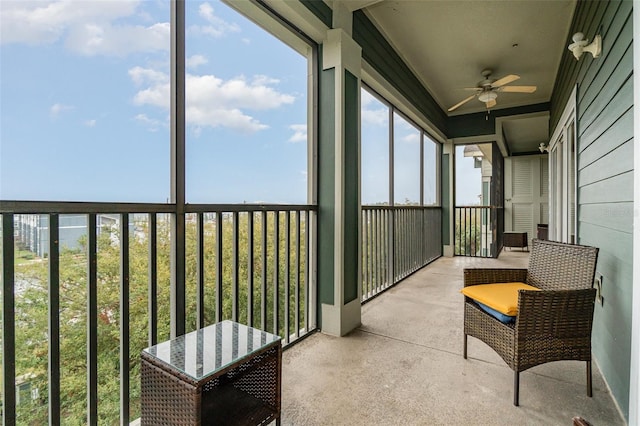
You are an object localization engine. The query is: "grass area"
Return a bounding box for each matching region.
[15,249,40,265]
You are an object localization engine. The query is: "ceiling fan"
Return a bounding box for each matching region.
[448,69,537,112]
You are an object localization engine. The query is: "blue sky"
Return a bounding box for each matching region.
[1,0,308,204]
[361,89,439,206]
[455,145,483,205]
[1,0,478,206]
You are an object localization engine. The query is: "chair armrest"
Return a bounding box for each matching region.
[516,288,597,337]
[463,268,528,287]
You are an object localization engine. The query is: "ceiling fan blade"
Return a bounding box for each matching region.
[485,99,497,109]
[448,94,477,112]
[492,74,520,88]
[464,87,482,91]
[499,85,537,93]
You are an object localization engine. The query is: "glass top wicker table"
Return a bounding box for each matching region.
[141,320,282,425]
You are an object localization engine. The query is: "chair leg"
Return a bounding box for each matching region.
[463,334,467,359]
[587,361,592,397]
[513,372,520,406]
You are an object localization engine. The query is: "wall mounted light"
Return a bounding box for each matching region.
[539,142,549,153]
[568,32,602,60]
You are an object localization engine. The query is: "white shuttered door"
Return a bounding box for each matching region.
[504,155,549,246]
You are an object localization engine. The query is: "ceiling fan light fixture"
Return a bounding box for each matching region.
[478,91,497,103]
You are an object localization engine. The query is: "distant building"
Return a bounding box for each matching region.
[14,214,121,257]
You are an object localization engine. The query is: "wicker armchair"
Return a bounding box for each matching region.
[463,239,599,406]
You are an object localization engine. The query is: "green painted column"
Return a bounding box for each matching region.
[317,29,362,336]
[442,142,455,256]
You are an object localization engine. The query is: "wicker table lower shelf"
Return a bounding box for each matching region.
[203,385,277,424]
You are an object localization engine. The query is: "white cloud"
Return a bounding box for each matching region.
[187,107,267,134]
[134,113,163,132]
[252,75,280,86]
[401,133,420,144]
[132,83,169,109]
[360,90,389,126]
[397,121,415,132]
[189,2,240,38]
[129,67,295,134]
[187,54,208,70]
[129,66,168,86]
[1,1,169,56]
[65,21,169,56]
[50,103,73,117]
[84,119,97,127]
[288,124,307,143]
[362,107,387,126]
[361,90,389,126]
[361,89,379,107]
[199,3,216,22]
[204,75,294,110]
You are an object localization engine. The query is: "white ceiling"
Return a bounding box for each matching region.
[349,0,577,153]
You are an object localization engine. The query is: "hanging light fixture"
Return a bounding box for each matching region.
[478,90,497,103]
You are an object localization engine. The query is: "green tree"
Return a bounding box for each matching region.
[454,209,483,256]
[11,211,308,424]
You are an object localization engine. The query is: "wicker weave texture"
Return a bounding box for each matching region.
[527,239,598,291]
[141,355,200,425]
[515,288,595,371]
[463,268,528,287]
[464,302,515,368]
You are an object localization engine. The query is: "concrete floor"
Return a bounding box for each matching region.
[280,250,626,425]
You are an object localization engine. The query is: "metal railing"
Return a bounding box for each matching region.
[361,206,442,302]
[1,201,317,425]
[454,206,501,258]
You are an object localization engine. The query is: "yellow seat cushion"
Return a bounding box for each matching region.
[460,282,540,316]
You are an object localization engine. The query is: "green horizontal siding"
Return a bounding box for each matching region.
[300,0,332,28]
[301,1,449,136]
[579,109,633,166]
[551,0,634,419]
[579,139,633,186]
[579,171,633,203]
[579,202,634,233]
[579,77,633,151]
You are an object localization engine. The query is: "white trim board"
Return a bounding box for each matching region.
[629,1,640,423]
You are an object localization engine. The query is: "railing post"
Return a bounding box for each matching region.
[2,214,16,426]
[148,214,158,345]
[196,213,205,329]
[87,214,98,426]
[120,214,130,424]
[49,214,61,425]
